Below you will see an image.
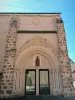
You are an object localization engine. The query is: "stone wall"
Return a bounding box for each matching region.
[0,16,11,71]
[57,18,74,96]
[0,17,18,97]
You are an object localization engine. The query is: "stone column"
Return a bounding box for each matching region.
[36,69,39,95]
[55,70,58,95]
[52,69,56,95]
[14,69,20,94]
[57,71,62,95]
[57,18,74,96]
[50,69,54,95]
[19,68,25,95]
[56,70,62,95]
[1,18,18,97]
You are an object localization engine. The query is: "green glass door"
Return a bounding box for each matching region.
[25,69,36,95]
[39,69,50,94]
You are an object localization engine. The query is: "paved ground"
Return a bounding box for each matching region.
[0,95,75,100]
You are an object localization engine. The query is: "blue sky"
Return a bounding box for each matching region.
[0,0,75,62]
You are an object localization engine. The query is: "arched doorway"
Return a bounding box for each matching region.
[23,52,52,95]
[13,37,61,96]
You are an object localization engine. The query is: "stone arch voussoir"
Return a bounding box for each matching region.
[15,46,59,69]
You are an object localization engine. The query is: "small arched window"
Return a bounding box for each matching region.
[35,56,40,66]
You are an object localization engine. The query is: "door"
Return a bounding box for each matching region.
[25,69,50,95]
[39,69,50,94]
[25,69,36,95]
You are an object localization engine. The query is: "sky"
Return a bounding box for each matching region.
[0,0,75,62]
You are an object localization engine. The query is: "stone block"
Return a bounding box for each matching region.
[0,90,4,94]
[3,86,7,89]
[6,90,12,94]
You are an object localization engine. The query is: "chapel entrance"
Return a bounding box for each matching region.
[25,69,50,95]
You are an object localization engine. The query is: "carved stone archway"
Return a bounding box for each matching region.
[16,36,59,69]
[13,36,62,95]
[16,36,58,59]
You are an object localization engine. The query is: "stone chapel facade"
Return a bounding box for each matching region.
[0,13,74,97]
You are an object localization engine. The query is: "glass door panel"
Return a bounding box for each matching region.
[39,69,50,94]
[25,70,36,95]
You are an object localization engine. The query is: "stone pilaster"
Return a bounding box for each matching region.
[57,18,74,96]
[0,18,18,97]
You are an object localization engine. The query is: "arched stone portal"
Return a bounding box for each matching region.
[13,36,62,96]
